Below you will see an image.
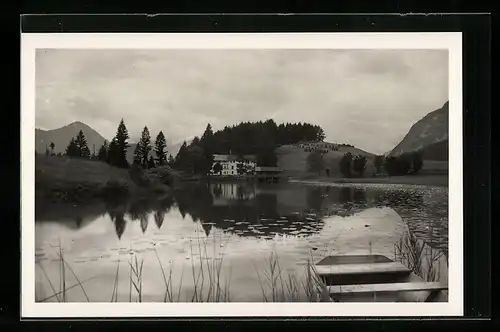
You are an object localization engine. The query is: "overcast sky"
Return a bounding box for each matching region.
[35,49,448,154]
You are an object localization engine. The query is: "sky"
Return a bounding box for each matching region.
[35,49,448,154]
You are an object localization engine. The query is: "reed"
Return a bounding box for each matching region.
[151,229,232,302]
[36,233,333,303]
[394,231,446,282]
[255,250,331,302]
[128,254,144,302]
[36,241,91,302]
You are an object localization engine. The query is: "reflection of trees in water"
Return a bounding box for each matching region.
[338,187,352,206]
[104,195,175,239]
[173,182,326,239]
[106,201,127,240]
[154,210,165,229]
[353,189,367,204]
[140,214,149,234]
[152,195,174,230]
[114,213,126,240]
[75,216,83,229]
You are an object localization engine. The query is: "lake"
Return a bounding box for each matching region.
[34,181,448,302]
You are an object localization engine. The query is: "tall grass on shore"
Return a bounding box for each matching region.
[35,231,448,303]
[254,250,331,302]
[394,231,446,282]
[36,238,328,303]
[35,242,92,303]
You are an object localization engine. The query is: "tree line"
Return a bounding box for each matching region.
[208,119,325,162]
[52,118,326,177]
[172,120,326,175]
[60,119,171,171]
[382,152,423,176]
[307,150,424,177]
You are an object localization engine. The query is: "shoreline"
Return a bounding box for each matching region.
[287,174,448,187]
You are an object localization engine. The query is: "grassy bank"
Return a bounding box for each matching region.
[288,173,448,187]
[35,155,179,204]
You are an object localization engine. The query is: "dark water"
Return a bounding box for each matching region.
[35,181,448,302]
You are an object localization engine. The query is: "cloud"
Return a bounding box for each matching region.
[35,48,448,154]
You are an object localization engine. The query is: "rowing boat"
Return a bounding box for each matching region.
[313,254,448,302]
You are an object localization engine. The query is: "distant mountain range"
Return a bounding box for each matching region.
[389,101,449,161]
[35,122,184,164]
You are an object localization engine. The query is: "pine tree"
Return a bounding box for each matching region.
[113,119,130,168]
[75,130,91,158]
[133,144,142,165]
[107,138,119,165]
[148,155,156,169]
[154,131,167,166]
[200,123,213,143]
[65,138,78,157]
[167,154,175,167]
[174,141,188,170]
[138,126,152,168]
[49,142,55,156]
[98,141,108,161]
[200,123,215,174]
[191,136,200,146]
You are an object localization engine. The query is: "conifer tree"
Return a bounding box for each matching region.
[113,119,130,168]
[75,130,91,158]
[138,126,152,168]
[154,131,167,166]
[148,155,156,169]
[107,138,119,165]
[65,138,78,157]
[98,141,108,161]
[133,144,142,166]
[167,154,175,167]
[49,142,55,156]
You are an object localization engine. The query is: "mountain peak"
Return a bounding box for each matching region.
[66,121,90,128]
[35,121,107,155]
[388,101,449,159]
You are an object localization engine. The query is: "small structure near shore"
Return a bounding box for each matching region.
[255,166,283,183]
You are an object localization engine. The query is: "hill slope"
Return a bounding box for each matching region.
[35,122,108,155]
[277,143,376,177]
[389,101,449,160]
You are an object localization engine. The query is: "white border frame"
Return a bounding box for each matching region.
[21,32,463,318]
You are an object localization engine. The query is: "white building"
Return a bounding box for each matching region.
[210,154,257,176]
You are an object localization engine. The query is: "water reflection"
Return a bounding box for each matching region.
[172,182,327,239]
[35,181,448,302]
[35,182,448,255]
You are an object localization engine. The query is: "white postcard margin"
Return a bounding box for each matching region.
[21,32,463,318]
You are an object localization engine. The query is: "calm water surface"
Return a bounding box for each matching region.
[35,181,448,302]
